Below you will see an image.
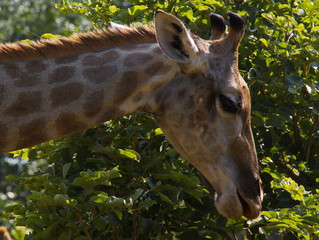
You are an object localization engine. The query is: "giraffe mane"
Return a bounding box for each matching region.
[0,24,156,63]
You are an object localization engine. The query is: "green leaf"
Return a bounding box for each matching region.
[58,231,72,240]
[177,230,200,240]
[158,192,175,205]
[184,9,194,21]
[90,193,109,203]
[302,216,319,225]
[62,163,72,179]
[118,149,140,161]
[139,198,156,209]
[72,176,93,192]
[108,166,121,179]
[128,5,148,16]
[41,33,60,40]
[53,194,68,205]
[128,189,144,202]
[154,128,163,135]
[259,38,268,47]
[114,210,123,220]
[93,218,107,231]
[108,5,118,14]
[5,174,19,182]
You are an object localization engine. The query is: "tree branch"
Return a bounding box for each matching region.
[74,210,92,240]
[292,115,304,157]
[305,115,319,163]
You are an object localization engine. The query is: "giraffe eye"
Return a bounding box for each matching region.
[219,94,242,114]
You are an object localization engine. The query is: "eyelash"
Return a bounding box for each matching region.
[219,94,242,114]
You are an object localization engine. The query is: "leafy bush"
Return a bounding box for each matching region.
[0,0,92,42]
[1,0,318,239]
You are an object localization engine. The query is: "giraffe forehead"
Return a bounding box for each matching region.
[207,58,244,97]
[160,76,213,107]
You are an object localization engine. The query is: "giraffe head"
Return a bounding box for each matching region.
[152,11,262,219]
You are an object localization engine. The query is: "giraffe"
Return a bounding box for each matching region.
[0,11,262,219]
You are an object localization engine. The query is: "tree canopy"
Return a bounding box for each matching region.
[0,0,319,239]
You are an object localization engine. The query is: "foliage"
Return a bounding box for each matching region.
[0,0,319,239]
[0,0,91,42]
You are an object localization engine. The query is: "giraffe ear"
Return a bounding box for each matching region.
[155,11,199,62]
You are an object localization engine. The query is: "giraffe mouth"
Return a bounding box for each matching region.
[237,190,261,219]
[199,173,261,219]
[200,172,262,220]
[237,178,263,220]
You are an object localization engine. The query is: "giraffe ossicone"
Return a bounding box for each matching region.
[0,11,262,219]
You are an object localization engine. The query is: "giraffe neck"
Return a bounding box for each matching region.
[0,43,177,153]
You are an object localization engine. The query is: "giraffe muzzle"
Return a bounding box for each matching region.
[213,174,263,220]
[237,179,263,219]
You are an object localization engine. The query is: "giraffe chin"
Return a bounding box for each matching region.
[214,189,262,220]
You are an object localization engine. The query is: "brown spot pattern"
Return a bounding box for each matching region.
[124,53,153,67]
[145,62,171,76]
[113,71,139,104]
[82,50,120,66]
[185,96,194,109]
[16,118,47,150]
[25,60,47,73]
[83,90,105,117]
[98,108,123,123]
[195,110,206,122]
[154,91,164,105]
[0,84,4,106]
[82,55,99,66]
[55,112,87,135]
[0,123,8,151]
[170,75,184,87]
[103,50,120,62]
[152,47,163,55]
[15,74,40,87]
[5,91,42,117]
[50,82,84,108]
[132,91,143,103]
[120,44,150,51]
[2,63,21,78]
[1,63,42,87]
[83,65,118,84]
[177,89,187,101]
[49,66,76,84]
[154,91,171,114]
[149,81,161,91]
[55,54,79,65]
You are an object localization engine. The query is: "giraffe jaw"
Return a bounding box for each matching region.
[153,123,263,220]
